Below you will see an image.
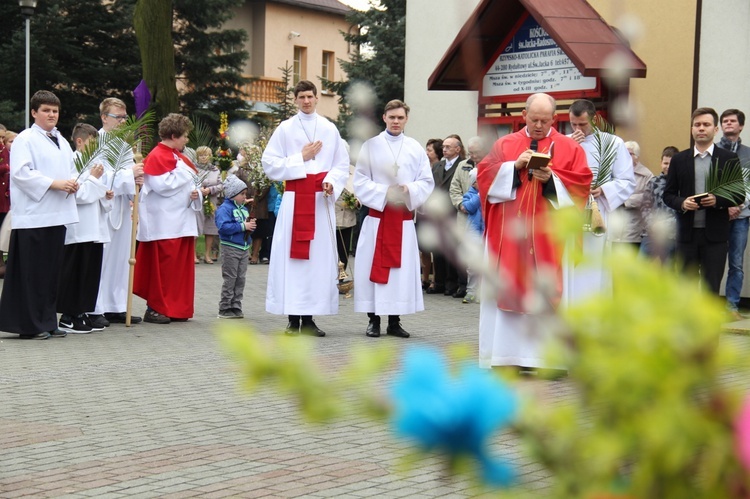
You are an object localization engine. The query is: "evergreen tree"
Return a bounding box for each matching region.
[174,0,250,124]
[0,0,141,134]
[0,0,251,134]
[326,0,406,138]
[268,62,297,126]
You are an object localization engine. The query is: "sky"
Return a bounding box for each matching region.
[338,0,372,11]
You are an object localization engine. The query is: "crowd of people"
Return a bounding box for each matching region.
[0,86,747,376]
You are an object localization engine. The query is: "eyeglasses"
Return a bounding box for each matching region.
[106,113,128,121]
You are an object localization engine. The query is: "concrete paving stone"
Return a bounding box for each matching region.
[2,263,749,497]
[152,482,201,494]
[196,490,245,499]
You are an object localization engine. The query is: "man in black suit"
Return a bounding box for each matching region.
[663,107,742,294]
[427,135,463,295]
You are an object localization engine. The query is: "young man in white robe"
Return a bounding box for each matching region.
[0,90,79,339]
[88,98,144,328]
[353,99,435,338]
[261,80,350,337]
[563,99,635,304]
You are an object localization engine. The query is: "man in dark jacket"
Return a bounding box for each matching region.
[663,107,743,294]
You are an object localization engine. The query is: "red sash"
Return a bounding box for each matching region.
[368,204,413,284]
[285,172,327,259]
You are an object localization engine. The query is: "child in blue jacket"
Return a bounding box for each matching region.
[215,175,256,319]
[461,169,484,303]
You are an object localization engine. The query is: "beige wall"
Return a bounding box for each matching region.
[404,0,481,148]
[587,0,698,171]
[225,2,353,119]
[263,3,352,119]
[405,0,703,171]
[698,0,750,140]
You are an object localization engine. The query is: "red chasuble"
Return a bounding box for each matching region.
[477,128,591,314]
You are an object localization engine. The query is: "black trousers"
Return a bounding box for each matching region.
[336,226,354,269]
[677,229,728,295]
[57,242,104,315]
[0,226,66,335]
[432,251,457,291]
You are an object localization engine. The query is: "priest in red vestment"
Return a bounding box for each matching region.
[476,93,591,370]
[134,114,202,324]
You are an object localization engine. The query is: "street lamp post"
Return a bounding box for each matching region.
[19,0,37,130]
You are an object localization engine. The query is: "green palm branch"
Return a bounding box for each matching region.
[705,157,749,204]
[73,134,104,174]
[590,115,619,189]
[100,111,156,189]
[189,116,215,150]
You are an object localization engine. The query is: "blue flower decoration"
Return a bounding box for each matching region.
[391,346,518,487]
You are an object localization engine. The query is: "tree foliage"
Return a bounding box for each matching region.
[326,0,406,137]
[134,0,179,117]
[0,0,250,136]
[268,62,297,126]
[173,0,251,125]
[0,0,141,133]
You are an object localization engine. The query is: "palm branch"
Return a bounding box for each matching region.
[98,110,156,189]
[590,115,619,189]
[705,157,749,204]
[73,135,104,174]
[189,116,215,150]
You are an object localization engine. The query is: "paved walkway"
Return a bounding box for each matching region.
[1,261,749,498]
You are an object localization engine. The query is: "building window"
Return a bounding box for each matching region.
[293,46,307,84]
[322,51,334,82]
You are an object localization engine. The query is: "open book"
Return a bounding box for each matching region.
[527,151,551,170]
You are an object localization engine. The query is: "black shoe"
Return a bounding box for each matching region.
[59,315,92,334]
[452,286,467,298]
[105,312,143,324]
[48,329,68,338]
[444,288,457,296]
[20,332,50,340]
[143,309,171,324]
[386,323,410,338]
[426,285,445,294]
[301,321,326,337]
[365,322,381,337]
[285,322,300,336]
[87,314,110,329]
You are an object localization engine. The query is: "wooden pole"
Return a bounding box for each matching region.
[126,150,143,327]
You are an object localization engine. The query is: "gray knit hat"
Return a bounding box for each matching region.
[223,175,247,199]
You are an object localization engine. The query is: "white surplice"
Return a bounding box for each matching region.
[478,160,575,369]
[562,132,634,304]
[93,128,137,314]
[352,131,435,315]
[262,111,350,316]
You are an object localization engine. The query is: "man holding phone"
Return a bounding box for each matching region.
[663,107,743,294]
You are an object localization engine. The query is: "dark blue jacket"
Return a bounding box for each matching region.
[216,198,251,250]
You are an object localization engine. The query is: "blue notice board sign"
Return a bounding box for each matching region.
[483,16,597,97]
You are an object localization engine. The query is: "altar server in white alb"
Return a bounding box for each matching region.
[88,98,144,329]
[57,124,114,334]
[134,113,202,324]
[261,80,350,337]
[353,99,435,338]
[0,90,79,339]
[564,99,634,303]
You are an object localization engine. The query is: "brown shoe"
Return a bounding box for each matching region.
[144,309,171,324]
